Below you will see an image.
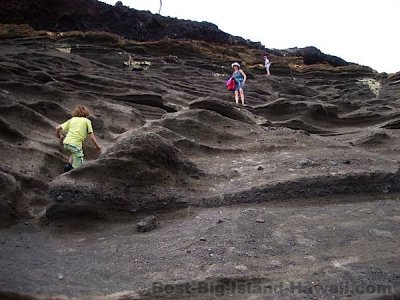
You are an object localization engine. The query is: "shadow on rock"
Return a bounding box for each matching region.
[189,97,257,125]
[0,171,25,226]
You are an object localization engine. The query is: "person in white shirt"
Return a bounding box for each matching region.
[263,54,271,76]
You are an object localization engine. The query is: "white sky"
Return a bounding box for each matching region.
[102,0,399,73]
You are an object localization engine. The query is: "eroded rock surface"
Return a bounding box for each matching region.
[0,13,399,299]
[47,131,203,219]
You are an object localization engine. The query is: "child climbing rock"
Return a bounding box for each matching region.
[56,105,101,172]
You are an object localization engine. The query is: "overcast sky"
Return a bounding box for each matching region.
[102,0,399,73]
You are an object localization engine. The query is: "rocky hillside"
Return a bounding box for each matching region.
[0,2,400,299]
[0,0,261,47]
[1,0,360,68]
[1,24,396,223]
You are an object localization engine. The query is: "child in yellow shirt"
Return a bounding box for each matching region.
[56,105,101,171]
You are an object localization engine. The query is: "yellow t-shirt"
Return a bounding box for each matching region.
[62,117,93,149]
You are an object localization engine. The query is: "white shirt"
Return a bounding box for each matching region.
[264,57,270,66]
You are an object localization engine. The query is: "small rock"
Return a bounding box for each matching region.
[57,273,64,280]
[256,219,265,223]
[200,237,207,241]
[257,166,264,171]
[136,215,158,232]
[234,265,248,272]
[298,158,319,168]
[217,219,224,224]
[164,55,180,64]
[186,249,192,253]
[343,159,351,164]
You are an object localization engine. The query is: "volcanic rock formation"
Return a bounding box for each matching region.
[0,1,400,299]
[0,22,399,222]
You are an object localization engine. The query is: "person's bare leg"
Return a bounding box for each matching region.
[240,89,245,105]
[234,91,239,105]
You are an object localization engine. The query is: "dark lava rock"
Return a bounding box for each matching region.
[137,215,157,232]
[46,131,204,220]
[302,46,349,67]
[279,46,350,67]
[0,0,258,47]
[189,97,256,125]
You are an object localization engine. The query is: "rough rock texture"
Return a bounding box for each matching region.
[189,97,257,125]
[0,7,400,299]
[0,25,398,222]
[282,46,351,67]
[0,0,364,67]
[0,171,21,225]
[0,0,258,47]
[46,131,203,219]
[136,215,157,232]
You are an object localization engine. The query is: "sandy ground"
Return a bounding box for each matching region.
[1,194,400,299]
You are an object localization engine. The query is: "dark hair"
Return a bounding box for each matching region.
[72,105,91,118]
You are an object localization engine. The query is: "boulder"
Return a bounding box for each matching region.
[46,131,203,220]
